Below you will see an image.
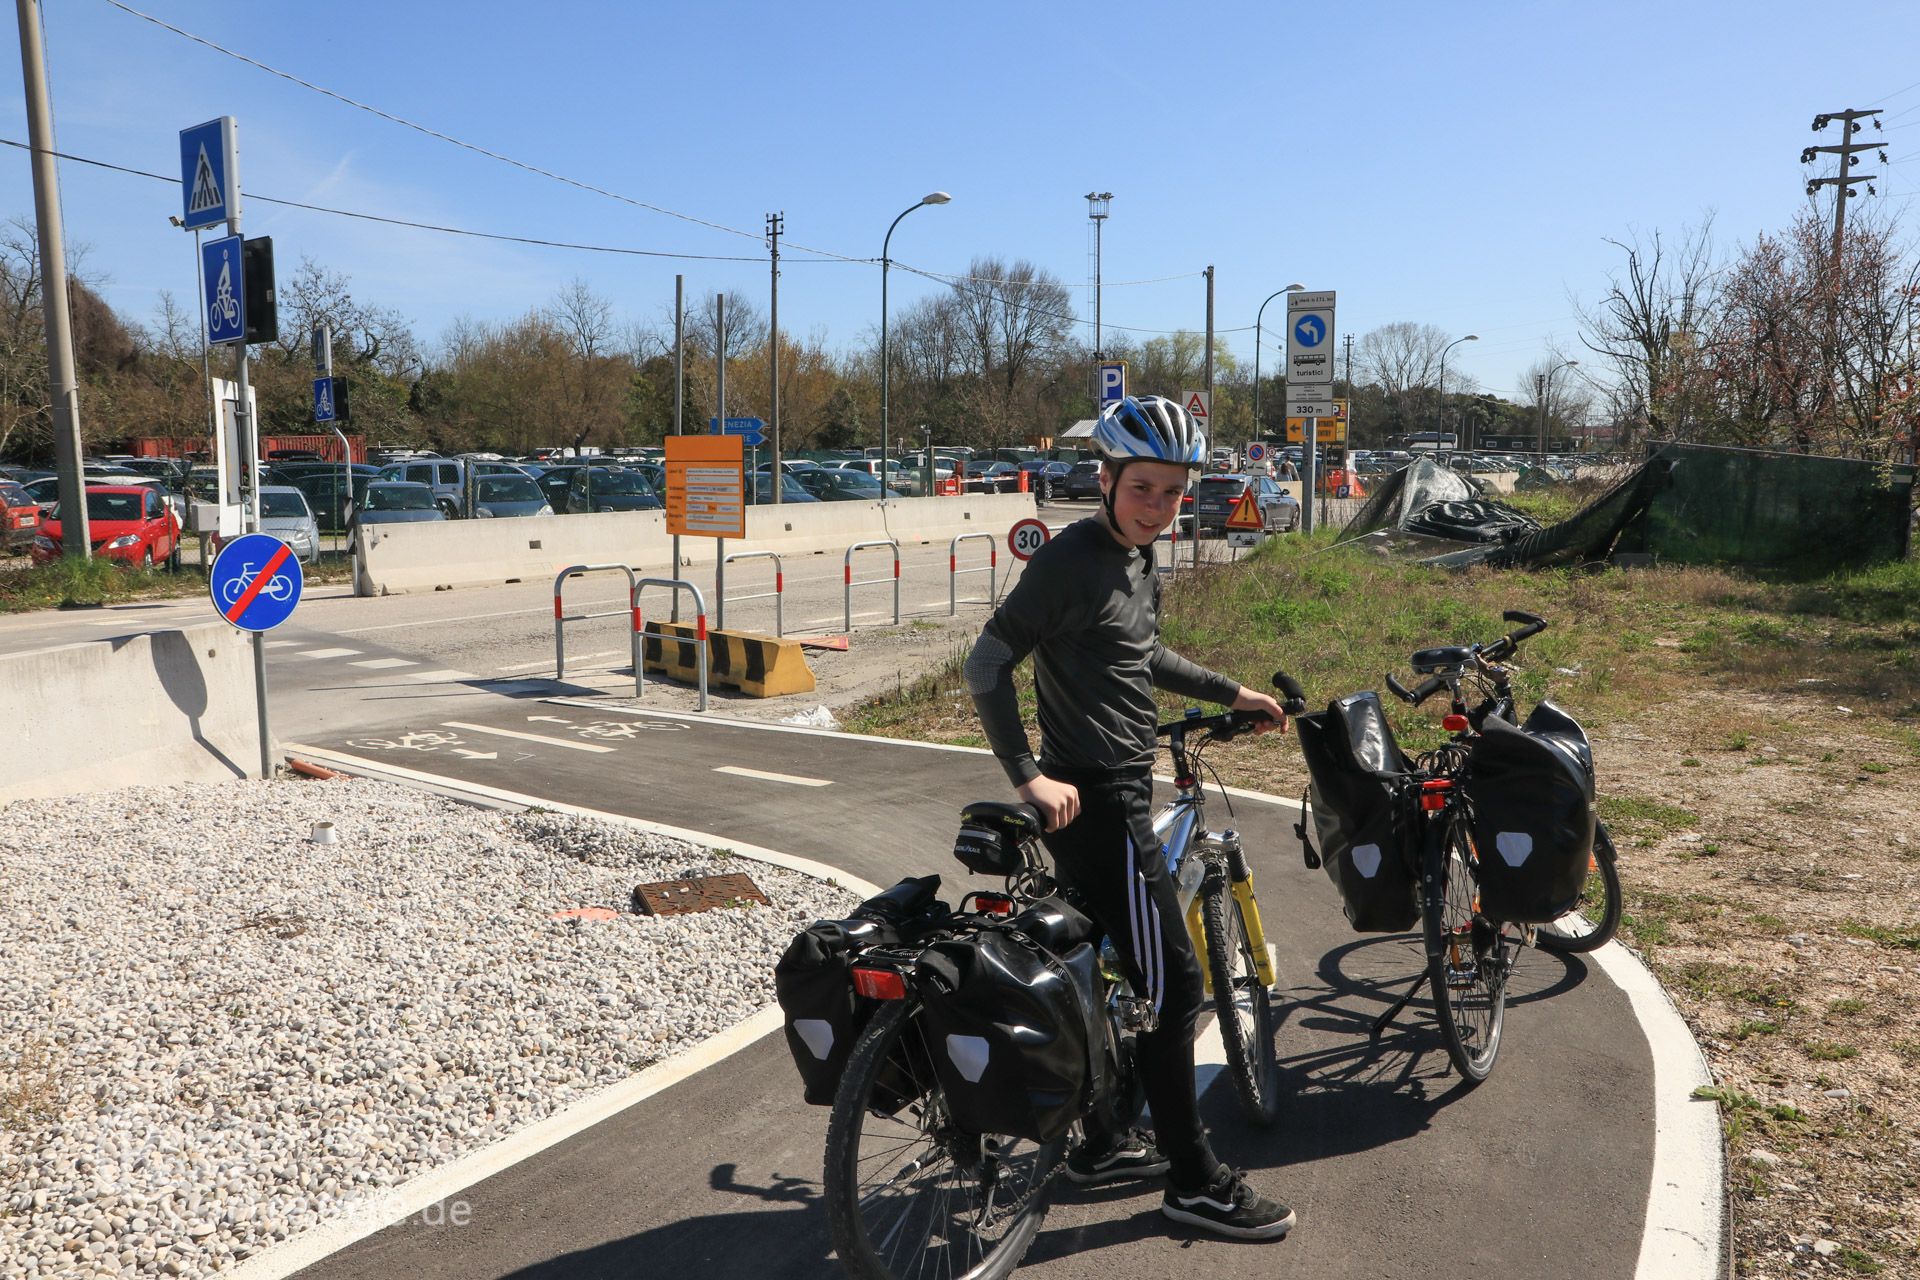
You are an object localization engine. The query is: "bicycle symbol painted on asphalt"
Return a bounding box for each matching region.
[573,720,685,739]
[345,729,464,753]
[217,561,294,606]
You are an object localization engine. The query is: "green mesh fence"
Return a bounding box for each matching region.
[1617,443,1916,577]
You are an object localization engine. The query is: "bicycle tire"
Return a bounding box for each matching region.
[1424,822,1508,1083]
[824,998,1063,1280]
[1535,823,1622,955]
[1199,869,1280,1127]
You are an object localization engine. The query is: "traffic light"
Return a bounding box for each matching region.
[332,378,352,424]
[242,236,277,344]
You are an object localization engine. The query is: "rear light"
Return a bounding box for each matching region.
[1419,778,1453,812]
[1442,714,1470,732]
[851,967,908,1000]
[976,893,1015,916]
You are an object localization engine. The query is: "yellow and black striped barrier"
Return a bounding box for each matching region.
[642,621,815,698]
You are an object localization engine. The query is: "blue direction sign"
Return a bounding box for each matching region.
[202,234,246,346]
[1292,313,1328,348]
[179,117,238,231]
[709,416,766,446]
[210,533,303,632]
[313,377,338,423]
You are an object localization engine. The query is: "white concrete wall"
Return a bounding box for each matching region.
[2,622,259,803]
[354,494,1040,596]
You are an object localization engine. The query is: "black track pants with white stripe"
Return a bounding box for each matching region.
[1041,772,1217,1187]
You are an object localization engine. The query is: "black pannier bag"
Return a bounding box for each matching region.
[1295,692,1421,933]
[774,875,946,1105]
[914,908,1103,1143]
[1464,702,1596,923]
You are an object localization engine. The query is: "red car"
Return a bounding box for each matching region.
[32,484,181,568]
[0,479,40,552]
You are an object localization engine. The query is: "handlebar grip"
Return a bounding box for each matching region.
[1388,673,1449,705]
[1385,672,1418,704]
[1270,669,1308,716]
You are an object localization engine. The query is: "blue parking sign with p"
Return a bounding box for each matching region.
[1098,361,1127,408]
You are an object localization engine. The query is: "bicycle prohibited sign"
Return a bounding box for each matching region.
[1008,517,1050,561]
[210,532,303,631]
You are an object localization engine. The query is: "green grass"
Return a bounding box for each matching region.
[1839,921,1920,950]
[1805,1041,1860,1062]
[0,550,353,613]
[1598,795,1698,837]
[1827,998,1867,1017]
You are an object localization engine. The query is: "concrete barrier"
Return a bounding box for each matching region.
[643,620,815,698]
[354,494,1039,596]
[3,622,259,802]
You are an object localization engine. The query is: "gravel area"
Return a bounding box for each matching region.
[0,778,858,1279]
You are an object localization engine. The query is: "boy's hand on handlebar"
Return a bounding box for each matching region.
[1231,687,1287,733]
[1016,776,1080,832]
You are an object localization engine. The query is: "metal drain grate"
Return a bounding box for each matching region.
[631,873,769,916]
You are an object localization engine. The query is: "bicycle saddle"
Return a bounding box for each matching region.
[959,801,1044,839]
[1411,645,1475,674]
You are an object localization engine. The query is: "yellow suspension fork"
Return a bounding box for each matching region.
[1188,841,1278,992]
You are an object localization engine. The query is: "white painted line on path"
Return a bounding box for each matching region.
[348,657,417,669]
[404,668,478,682]
[496,649,621,673]
[438,721,614,753]
[297,647,361,660]
[263,640,298,648]
[712,765,833,788]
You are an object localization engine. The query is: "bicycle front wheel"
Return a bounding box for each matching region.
[1424,824,1509,1083]
[1535,823,1622,954]
[1200,868,1280,1126]
[823,998,1063,1280]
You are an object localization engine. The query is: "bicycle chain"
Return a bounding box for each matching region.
[974,1150,1068,1230]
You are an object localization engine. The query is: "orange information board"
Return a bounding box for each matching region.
[665,435,745,538]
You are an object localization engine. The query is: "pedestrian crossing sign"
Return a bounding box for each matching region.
[179,118,238,230]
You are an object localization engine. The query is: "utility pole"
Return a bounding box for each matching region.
[16,0,89,557]
[671,274,683,620]
[767,211,783,502]
[1203,265,1214,421]
[1344,332,1355,443]
[1804,109,1883,266]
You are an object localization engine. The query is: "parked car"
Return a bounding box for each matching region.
[527,464,586,512]
[347,482,447,529]
[1061,460,1103,499]
[1191,472,1300,536]
[962,461,1022,494]
[747,472,821,504]
[255,486,322,563]
[377,457,529,516]
[564,466,663,514]
[471,471,553,518]
[33,485,182,567]
[285,466,381,532]
[831,458,920,496]
[1018,459,1073,496]
[794,468,887,502]
[0,479,41,551]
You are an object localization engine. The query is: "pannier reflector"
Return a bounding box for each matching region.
[1351,843,1383,879]
[945,1034,991,1083]
[851,968,908,1000]
[793,1018,834,1060]
[1442,714,1469,732]
[977,894,1015,916]
[1495,831,1534,867]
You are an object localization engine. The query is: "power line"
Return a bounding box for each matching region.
[100,0,868,265]
[0,136,839,263]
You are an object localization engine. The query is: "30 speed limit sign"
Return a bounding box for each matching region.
[1008,517,1050,561]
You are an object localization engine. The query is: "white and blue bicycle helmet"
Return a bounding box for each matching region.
[1092,394,1207,477]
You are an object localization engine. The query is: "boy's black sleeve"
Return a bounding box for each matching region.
[1147,644,1241,706]
[964,552,1075,787]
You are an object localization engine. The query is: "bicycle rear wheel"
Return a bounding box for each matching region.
[1199,869,1280,1126]
[1535,823,1622,954]
[823,998,1063,1280]
[1424,823,1509,1083]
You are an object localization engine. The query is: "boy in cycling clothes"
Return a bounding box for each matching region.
[965,394,1295,1241]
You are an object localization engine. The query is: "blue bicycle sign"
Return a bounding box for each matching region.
[203,234,246,346]
[210,533,302,631]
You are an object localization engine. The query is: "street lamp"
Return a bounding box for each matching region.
[1537,359,1579,455]
[1436,334,1478,447]
[880,191,951,504]
[1252,284,1307,440]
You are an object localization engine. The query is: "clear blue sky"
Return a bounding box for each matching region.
[7,0,1920,405]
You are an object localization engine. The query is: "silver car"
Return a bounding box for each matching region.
[258,485,322,563]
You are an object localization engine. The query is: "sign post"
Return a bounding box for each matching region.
[1286,290,1336,534]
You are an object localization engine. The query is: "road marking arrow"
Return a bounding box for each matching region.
[526,715,575,724]
[452,749,499,760]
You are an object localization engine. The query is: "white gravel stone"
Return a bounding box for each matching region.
[0,777,857,1279]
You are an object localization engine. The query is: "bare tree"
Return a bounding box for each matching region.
[1574,219,1720,447]
[1354,321,1456,434]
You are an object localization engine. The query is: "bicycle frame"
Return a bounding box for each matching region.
[1152,723,1278,991]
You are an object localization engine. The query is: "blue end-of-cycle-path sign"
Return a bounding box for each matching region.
[209,532,303,632]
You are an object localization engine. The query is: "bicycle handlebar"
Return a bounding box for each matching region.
[1386,672,1449,706]
[1387,611,1550,705]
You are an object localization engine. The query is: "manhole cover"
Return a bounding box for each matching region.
[631,873,769,916]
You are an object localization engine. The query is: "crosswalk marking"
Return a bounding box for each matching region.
[405,669,478,682]
[439,721,615,753]
[349,657,418,669]
[297,647,362,660]
[713,765,834,788]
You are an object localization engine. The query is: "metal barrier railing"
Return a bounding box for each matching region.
[635,577,710,712]
[949,532,997,614]
[553,563,641,694]
[844,538,901,632]
[719,549,784,636]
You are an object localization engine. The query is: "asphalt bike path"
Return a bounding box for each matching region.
[284,700,1656,1280]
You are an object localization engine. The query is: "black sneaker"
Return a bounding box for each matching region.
[1161,1166,1295,1240]
[1065,1130,1171,1185]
